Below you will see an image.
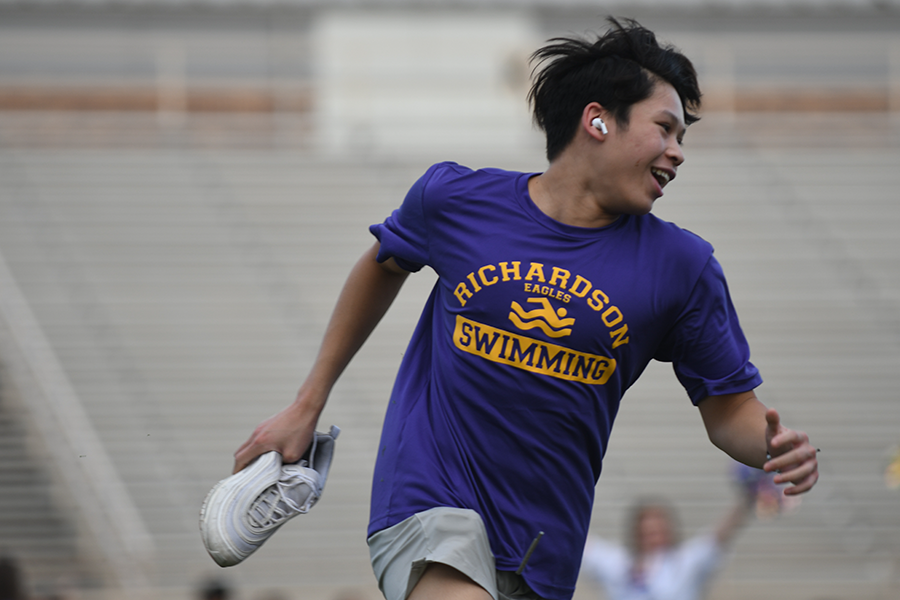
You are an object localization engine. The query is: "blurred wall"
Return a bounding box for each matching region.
[313,10,540,155]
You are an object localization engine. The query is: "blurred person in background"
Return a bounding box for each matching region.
[0,556,25,600]
[581,489,756,600]
[196,577,231,600]
[228,17,819,600]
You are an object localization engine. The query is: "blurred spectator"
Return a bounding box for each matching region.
[197,577,231,600]
[581,485,758,600]
[0,556,26,600]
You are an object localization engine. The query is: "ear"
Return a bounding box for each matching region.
[582,102,609,141]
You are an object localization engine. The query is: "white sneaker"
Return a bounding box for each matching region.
[199,425,340,567]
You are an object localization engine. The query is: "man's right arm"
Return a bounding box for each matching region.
[232,241,409,473]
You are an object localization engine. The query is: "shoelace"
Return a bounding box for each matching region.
[248,462,319,529]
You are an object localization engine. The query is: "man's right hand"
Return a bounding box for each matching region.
[233,401,317,473]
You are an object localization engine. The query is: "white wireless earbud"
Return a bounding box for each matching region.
[591,117,608,135]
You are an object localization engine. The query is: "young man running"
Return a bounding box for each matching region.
[226,18,818,600]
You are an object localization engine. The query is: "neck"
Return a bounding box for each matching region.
[528,161,619,229]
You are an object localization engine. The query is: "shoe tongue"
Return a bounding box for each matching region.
[278,463,316,507]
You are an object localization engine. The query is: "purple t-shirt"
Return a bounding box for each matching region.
[367,162,760,600]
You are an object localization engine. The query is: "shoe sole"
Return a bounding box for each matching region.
[199,452,278,567]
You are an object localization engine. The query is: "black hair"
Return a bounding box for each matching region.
[528,17,702,162]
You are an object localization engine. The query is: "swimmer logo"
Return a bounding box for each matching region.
[509,298,574,338]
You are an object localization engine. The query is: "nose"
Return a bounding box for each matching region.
[667,138,685,167]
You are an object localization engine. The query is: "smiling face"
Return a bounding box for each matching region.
[594,80,687,218]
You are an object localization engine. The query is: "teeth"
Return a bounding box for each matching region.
[651,168,670,186]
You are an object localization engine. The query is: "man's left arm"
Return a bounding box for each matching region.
[698,391,819,495]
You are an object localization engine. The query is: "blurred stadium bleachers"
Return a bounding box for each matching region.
[0,2,898,599]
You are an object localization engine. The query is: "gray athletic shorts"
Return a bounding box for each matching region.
[367,507,545,600]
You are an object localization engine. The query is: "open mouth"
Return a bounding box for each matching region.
[650,167,671,188]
